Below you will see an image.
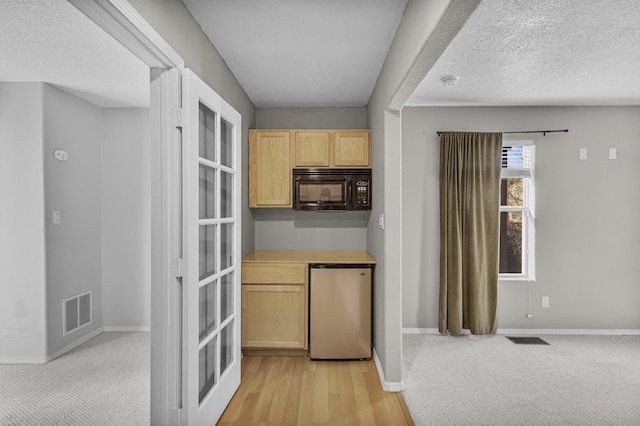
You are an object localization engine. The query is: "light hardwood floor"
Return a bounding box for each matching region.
[218,356,414,425]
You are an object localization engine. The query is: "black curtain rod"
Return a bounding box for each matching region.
[436,129,569,136]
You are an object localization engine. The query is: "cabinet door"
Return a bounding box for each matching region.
[334,130,371,167]
[249,130,291,207]
[293,131,330,167]
[241,284,307,349]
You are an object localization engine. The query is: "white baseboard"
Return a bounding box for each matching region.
[1,326,150,364]
[402,327,640,336]
[496,328,640,336]
[0,355,49,364]
[46,327,104,363]
[372,347,405,392]
[403,328,441,335]
[103,326,151,332]
[2,329,104,364]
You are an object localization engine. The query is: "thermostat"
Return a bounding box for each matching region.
[53,150,68,161]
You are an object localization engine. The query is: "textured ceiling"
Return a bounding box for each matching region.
[183,0,640,108]
[3,0,637,110]
[181,0,408,108]
[407,0,640,106]
[0,0,149,108]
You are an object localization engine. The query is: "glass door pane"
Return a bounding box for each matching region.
[199,165,216,219]
[199,225,216,280]
[199,280,217,341]
[220,322,234,376]
[199,103,216,162]
[220,272,234,322]
[220,118,233,167]
[220,223,233,271]
[198,336,217,403]
[220,171,233,218]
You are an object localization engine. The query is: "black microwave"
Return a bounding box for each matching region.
[293,168,371,211]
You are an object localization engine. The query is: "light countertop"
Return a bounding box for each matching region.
[242,250,376,264]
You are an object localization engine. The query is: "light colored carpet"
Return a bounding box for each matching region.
[0,332,149,426]
[402,334,640,426]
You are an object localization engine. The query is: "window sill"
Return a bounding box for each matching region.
[499,276,535,283]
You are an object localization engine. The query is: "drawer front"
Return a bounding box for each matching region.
[242,262,306,284]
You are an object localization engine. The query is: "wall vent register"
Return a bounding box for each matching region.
[63,291,92,336]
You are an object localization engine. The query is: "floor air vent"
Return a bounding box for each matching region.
[63,291,92,336]
[506,336,549,345]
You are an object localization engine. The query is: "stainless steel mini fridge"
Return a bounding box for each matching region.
[309,264,372,360]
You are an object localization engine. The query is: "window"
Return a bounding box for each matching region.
[499,141,535,280]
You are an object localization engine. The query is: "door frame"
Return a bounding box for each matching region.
[69,1,185,424]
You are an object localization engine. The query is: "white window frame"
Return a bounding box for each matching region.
[499,140,535,281]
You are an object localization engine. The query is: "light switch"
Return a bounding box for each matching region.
[609,148,617,160]
[579,148,588,160]
[53,211,62,224]
[378,213,385,230]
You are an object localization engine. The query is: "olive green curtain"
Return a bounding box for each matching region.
[439,132,502,335]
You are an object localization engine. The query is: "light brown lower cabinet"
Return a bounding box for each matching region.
[241,262,308,352]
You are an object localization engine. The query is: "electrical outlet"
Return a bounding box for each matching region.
[541,296,550,308]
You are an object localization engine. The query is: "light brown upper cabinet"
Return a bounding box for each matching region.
[292,129,371,168]
[293,131,331,167]
[249,129,371,208]
[334,130,371,168]
[249,130,292,208]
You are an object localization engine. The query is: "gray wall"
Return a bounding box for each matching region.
[254,210,369,250]
[256,107,367,129]
[43,85,104,356]
[366,0,454,387]
[253,107,370,251]
[101,109,151,329]
[0,82,152,361]
[0,82,47,361]
[402,106,640,331]
[128,0,257,256]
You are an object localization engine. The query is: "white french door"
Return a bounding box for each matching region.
[181,68,241,425]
